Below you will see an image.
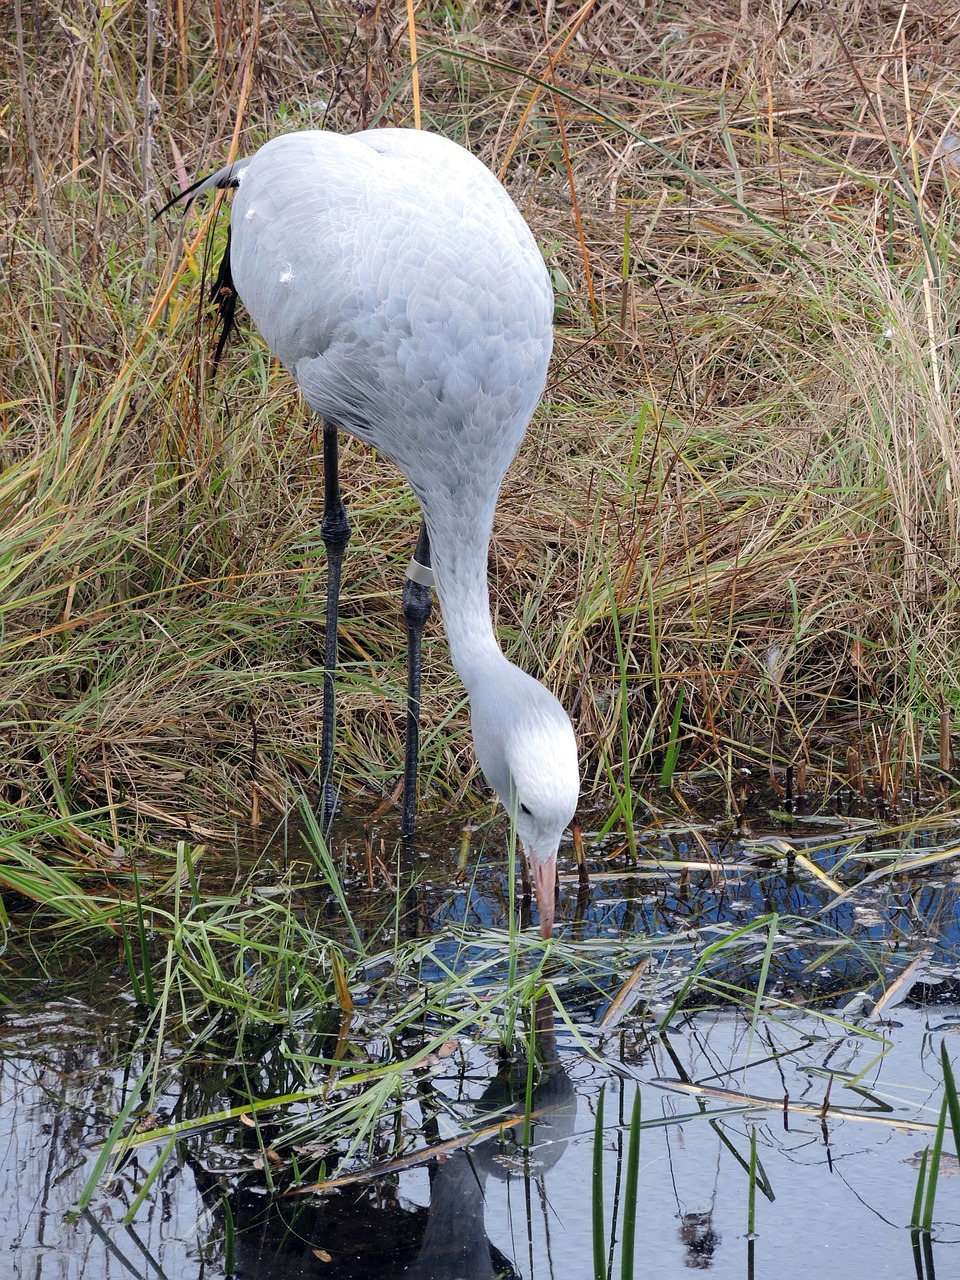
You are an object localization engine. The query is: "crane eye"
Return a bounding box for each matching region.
[519,803,532,816]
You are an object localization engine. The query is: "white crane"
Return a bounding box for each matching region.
[170,128,579,936]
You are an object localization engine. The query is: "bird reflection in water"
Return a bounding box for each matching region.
[199,996,574,1279]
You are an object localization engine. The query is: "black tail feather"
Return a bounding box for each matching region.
[154,161,244,369]
[210,223,237,371]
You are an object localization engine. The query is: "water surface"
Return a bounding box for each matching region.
[2,802,958,1278]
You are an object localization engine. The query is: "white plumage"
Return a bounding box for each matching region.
[186,128,579,936]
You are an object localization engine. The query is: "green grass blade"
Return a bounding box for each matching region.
[658,689,684,789]
[620,1088,642,1280]
[941,1043,960,1156]
[910,1147,929,1231]
[747,1126,758,1237]
[593,1086,606,1280]
[921,1094,947,1232]
[298,795,363,955]
[71,1066,151,1216]
[122,1135,178,1225]
[222,1192,236,1274]
[522,999,537,1148]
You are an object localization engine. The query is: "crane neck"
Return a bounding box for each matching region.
[424,499,511,696]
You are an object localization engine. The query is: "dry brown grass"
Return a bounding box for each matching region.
[3,0,960,845]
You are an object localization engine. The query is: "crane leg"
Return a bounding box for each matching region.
[401,522,433,839]
[319,422,351,829]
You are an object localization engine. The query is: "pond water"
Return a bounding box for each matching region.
[1,802,958,1279]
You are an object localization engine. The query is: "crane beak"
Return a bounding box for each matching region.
[533,857,556,939]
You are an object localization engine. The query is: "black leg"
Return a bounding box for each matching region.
[401,522,433,840]
[319,422,351,829]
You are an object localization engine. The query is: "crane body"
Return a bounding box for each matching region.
[175,128,579,935]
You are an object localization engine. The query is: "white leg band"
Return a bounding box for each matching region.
[405,557,434,588]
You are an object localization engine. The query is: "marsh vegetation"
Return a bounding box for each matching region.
[2,2,960,1276]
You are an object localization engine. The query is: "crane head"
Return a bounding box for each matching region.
[470,666,579,938]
